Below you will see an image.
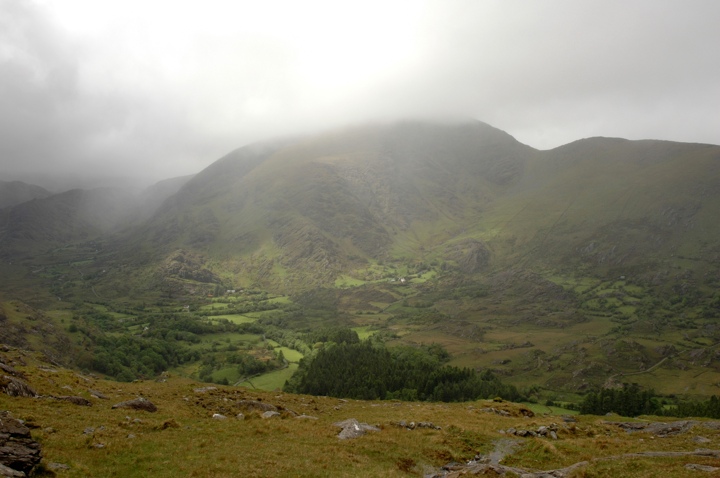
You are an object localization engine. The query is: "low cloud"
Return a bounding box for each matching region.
[2,0,719,190]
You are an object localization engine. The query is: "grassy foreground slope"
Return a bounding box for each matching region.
[3,345,720,477]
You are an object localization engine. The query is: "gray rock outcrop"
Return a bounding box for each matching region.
[111,397,157,412]
[236,400,277,413]
[333,418,380,440]
[0,412,42,476]
[0,376,36,398]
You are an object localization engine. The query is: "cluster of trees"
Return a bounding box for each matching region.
[199,300,281,316]
[71,303,274,382]
[579,383,661,416]
[304,326,360,345]
[285,341,521,402]
[662,395,720,419]
[580,385,720,420]
[227,352,278,376]
[88,335,199,382]
[198,350,280,384]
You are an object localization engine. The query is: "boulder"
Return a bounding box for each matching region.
[0,364,25,380]
[0,411,42,476]
[0,463,25,477]
[605,420,697,437]
[194,387,217,394]
[237,400,277,413]
[55,396,92,406]
[111,397,157,412]
[685,463,720,472]
[333,418,380,440]
[0,376,36,398]
[88,389,108,400]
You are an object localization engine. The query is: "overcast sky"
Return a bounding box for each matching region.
[2,0,719,190]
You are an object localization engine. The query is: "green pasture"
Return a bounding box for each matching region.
[241,363,299,391]
[274,346,303,363]
[186,333,264,351]
[209,314,256,324]
[334,275,367,288]
[351,325,379,340]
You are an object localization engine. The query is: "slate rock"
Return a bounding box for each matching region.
[0,376,36,398]
[418,422,441,430]
[333,418,380,440]
[194,387,217,393]
[111,397,157,412]
[88,389,108,400]
[0,463,25,477]
[261,411,280,419]
[685,463,720,472]
[645,420,696,437]
[0,364,25,380]
[56,395,92,406]
[237,400,277,413]
[606,420,697,436]
[0,411,42,476]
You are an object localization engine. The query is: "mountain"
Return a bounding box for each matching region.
[0,175,195,259]
[124,120,720,295]
[134,121,538,289]
[137,174,195,220]
[0,180,52,209]
[0,187,138,257]
[479,137,720,283]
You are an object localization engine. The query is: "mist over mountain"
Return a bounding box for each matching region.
[0,174,194,259]
[0,180,52,209]
[5,119,719,292]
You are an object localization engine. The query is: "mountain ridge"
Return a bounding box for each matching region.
[120,120,720,293]
[0,180,52,209]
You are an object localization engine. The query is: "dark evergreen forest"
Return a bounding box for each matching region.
[285,340,521,402]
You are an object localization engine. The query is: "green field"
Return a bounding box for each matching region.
[240,363,299,391]
[209,314,257,324]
